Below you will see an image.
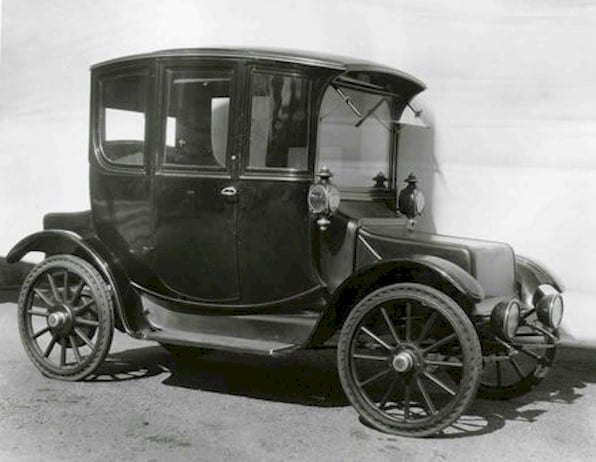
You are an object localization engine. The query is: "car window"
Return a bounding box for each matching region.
[164,71,231,168]
[248,71,309,171]
[318,85,392,190]
[99,72,147,166]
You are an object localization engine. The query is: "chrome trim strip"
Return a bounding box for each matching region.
[358,234,382,261]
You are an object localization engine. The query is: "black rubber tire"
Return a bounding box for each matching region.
[478,317,557,400]
[17,255,114,381]
[337,282,482,437]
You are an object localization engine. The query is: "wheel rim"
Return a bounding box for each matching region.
[347,298,471,426]
[22,267,102,374]
[480,309,556,393]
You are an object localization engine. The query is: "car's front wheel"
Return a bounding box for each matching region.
[17,255,114,381]
[337,282,482,437]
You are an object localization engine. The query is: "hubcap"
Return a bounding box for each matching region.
[47,305,74,336]
[48,312,67,328]
[392,350,415,373]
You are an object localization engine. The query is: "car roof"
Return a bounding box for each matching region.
[92,47,426,94]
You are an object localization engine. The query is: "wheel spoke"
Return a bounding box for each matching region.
[358,368,392,387]
[378,376,399,410]
[510,356,525,379]
[417,312,438,343]
[74,327,95,350]
[60,338,66,366]
[405,302,412,342]
[353,353,390,362]
[422,332,457,354]
[44,335,58,357]
[47,273,61,302]
[69,335,82,363]
[33,288,54,307]
[69,280,85,304]
[75,318,99,328]
[380,307,401,346]
[360,326,393,351]
[73,299,96,316]
[32,326,51,339]
[63,270,69,301]
[404,383,411,419]
[425,360,463,368]
[27,308,49,317]
[416,377,436,415]
[423,371,456,396]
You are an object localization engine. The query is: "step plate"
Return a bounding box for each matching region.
[144,329,299,356]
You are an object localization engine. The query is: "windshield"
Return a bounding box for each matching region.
[317,85,393,191]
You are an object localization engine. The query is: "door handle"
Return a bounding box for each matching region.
[220,186,237,197]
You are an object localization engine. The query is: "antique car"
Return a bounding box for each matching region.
[7,48,564,437]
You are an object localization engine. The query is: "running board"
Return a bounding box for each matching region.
[144,329,299,356]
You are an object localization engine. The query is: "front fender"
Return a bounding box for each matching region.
[406,255,485,302]
[307,255,484,346]
[7,230,137,336]
[515,254,565,306]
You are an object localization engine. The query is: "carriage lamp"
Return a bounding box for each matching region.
[398,173,425,230]
[491,298,521,339]
[308,166,341,231]
[534,285,564,329]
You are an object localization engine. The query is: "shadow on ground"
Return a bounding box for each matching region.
[92,343,596,438]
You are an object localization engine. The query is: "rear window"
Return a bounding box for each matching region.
[98,71,147,167]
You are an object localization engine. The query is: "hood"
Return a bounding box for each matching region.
[357,223,516,298]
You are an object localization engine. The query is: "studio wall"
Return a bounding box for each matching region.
[1,0,594,340]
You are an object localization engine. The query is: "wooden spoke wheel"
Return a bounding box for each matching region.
[337,283,482,437]
[17,255,114,381]
[478,309,557,400]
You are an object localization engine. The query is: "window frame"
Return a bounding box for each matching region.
[93,64,151,173]
[157,62,237,177]
[241,66,313,181]
[315,82,400,201]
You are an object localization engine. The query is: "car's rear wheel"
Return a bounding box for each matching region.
[478,309,557,400]
[337,283,482,437]
[17,255,114,381]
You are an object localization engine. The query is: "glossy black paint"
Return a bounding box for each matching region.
[8,48,555,354]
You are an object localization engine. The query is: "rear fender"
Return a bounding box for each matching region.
[7,230,140,336]
[307,255,484,346]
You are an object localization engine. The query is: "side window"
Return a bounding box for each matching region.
[99,71,147,167]
[164,70,231,168]
[248,71,309,171]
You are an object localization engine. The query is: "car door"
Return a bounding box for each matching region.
[236,65,323,304]
[152,60,240,302]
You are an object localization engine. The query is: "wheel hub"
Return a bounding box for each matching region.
[392,350,416,373]
[48,312,67,328]
[47,305,74,336]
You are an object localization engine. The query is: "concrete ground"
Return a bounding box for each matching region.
[1,300,595,462]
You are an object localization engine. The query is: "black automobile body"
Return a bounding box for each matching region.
[8,48,564,437]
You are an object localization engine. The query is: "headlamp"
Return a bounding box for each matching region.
[534,285,564,330]
[491,298,521,339]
